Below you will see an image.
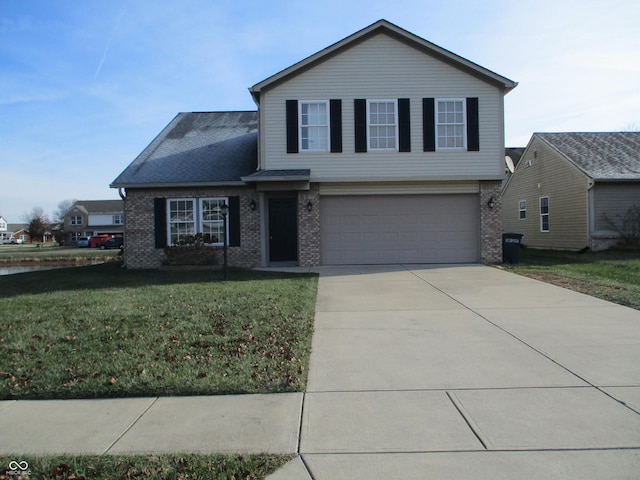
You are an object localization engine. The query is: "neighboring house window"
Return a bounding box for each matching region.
[519,200,526,220]
[368,100,397,150]
[71,232,81,242]
[70,216,82,225]
[299,101,329,151]
[113,214,124,225]
[436,99,465,149]
[167,197,228,246]
[540,197,550,232]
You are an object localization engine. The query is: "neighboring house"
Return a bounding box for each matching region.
[9,224,29,244]
[111,19,517,269]
[0,216,8,242]
[64,200,125,245]
[502,132,640,251]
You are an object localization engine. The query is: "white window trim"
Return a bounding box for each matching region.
[198,198,229,246]
[167,197,229,246]
[540,196,550,232]
[299,100,330,152]
[435,98,467,151]
[367,99,398,151]
[519,200,526,220]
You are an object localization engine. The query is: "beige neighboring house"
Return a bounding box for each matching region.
[64,200,124,245]
[502,132,640,251]
[112,19,517,269]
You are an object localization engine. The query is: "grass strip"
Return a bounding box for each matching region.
[0,453,292,479]
[504,248,640,310]
[0,263,318,399]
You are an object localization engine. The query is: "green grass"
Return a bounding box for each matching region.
[0,244,119,263]
[0,263,318,399]
[0,453,292,479]
[504,248,640,310]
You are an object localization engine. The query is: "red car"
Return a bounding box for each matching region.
[89,235,110,248]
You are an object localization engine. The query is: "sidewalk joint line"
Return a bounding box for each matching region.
[297,392,306,454]
[103,396,159,454]
[299,454,317,480]
[446,391,487,450]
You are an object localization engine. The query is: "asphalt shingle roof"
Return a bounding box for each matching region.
[537,132,640,180]
[68,200,124,215]
[111,111,258,187]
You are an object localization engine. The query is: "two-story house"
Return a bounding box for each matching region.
[111,20,516,269]
[64,200,125,245]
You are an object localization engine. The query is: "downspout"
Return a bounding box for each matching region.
[118,188,127,268]
[587,179,595,250]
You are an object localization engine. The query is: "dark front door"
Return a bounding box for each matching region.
[268,197,298,262]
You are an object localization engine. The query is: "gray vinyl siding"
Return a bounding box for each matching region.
[502,137,590,250]
[592,183,640,231]
[260,33,506,181]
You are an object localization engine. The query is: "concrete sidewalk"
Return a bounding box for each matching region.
[2,264,639,479]
[292,264,640,479]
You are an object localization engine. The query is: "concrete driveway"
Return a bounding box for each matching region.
[274,264,640,479]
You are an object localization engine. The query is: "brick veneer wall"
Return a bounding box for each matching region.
[297,184,320,267]
[123,187,261,269]
[479,180,503,264]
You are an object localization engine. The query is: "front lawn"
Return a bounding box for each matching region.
[0,453,291,480]
[0,263,318,399]
[0,244,119,263]
[504,248,640,310]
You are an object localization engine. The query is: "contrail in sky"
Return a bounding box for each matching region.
[93,3,127,80]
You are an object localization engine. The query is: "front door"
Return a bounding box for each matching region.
[268,197,298,262]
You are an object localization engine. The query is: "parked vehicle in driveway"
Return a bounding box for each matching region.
[99,236,124,250]
[77,237,90,247]
[89,235,110,248]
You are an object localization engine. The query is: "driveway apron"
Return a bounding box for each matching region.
[284,264,640,480]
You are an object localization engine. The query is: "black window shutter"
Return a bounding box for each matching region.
[154,198,167,249]
[398,98,411,152]
[466,97,479,151]
[330,99,342,153]
[286,100,299,153]
[423,98,435,152]
[228,196,241,247]
[354,99,367,153]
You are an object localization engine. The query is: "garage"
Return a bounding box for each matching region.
[321,194,480,264]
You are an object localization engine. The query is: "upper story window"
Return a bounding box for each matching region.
[519,200,526,219]
[368,100,397,150]
[436,99,466,150]
[540,196,550,232]
[70,215,82,225]
[113,214,124,225]
[167,197,228,246]
[300,101,329,151]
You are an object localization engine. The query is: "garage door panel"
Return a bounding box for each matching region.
[321,195,479,265]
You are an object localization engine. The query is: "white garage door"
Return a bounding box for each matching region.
[321,195,479,264]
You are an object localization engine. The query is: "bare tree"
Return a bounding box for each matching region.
[54,198,77,223]
[23,207,50,243]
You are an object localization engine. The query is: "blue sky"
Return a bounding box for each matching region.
[1,0,638,222]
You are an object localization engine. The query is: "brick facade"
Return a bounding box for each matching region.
[479,180,503,264]
[297,184,320,267]
[124,183,502,269]
[123,187,261,269]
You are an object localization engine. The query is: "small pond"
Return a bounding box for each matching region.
[0,265,71,276]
